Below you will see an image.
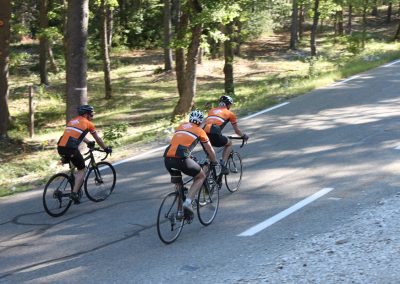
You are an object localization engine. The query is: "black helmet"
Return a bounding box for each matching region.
[219,95,234,106]
[78,105,94,116]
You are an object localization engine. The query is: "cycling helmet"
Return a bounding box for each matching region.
[219,95,234,106]
[189,109,204,125]
[78,105,94,116]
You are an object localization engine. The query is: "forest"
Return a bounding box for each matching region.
[0,0,400,195]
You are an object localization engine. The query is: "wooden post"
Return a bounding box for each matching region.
[29,86,34,138]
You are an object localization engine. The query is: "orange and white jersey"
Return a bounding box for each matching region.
[203,107,237,134]
[58,116,96,149]
[164,122,209,158]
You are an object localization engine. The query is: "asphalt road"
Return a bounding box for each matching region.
[1,60,400,283]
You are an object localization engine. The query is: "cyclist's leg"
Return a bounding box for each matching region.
[69,150,86,194]
[180,158,204,201]
[222,139,232,164]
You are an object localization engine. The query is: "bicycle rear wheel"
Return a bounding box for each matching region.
[197,175,219,226]
[157,192,184,244]
[43,173,73,217]
[224,151,242,193]
[84,162,116,202]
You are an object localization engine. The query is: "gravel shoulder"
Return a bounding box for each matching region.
[230,192,400,283]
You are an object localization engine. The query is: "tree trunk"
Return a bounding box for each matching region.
[173,0,202,117]
[233,18,242,56]
[362,1,367,49]
[39,0,49,85]
[63,0,68,72]
[163,0,173,71]
[198,48,202,64]
[106,5,113,46]
[387,2,392,23]
[298,3,304,40]
[100,0,112,99]
[47,44,58,72]
[224,21,234,95]
[371,3,378,16]
[394,21,400,40]
[174,0,186,101]
[65,0,89,121]
[310,0,320,56]
[347,5,353,35]
[0,0,11,138]
[290,0,299,50]
[337,10,344,36]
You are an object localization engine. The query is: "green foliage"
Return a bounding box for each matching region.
[37,27,63,44]
[102,123,129,146]
[305,56,319,78]
[9,51,32,75]
[345,35,364,55]
[10,24,30,43]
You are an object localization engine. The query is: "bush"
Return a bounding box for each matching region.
[103,123,129,146]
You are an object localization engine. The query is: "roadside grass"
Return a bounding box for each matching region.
[2,27,400,196]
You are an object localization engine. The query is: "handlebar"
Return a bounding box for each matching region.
[84,147,111,161]
[227,136,248,148]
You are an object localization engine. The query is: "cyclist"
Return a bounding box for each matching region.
[57,105,112,204]
[164,109,218,215]
[203,95,249,174]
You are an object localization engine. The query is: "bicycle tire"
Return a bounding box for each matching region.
[224,151,242,193]
[84,161,116,202]
[157,192,184,244]
[43,173,73,217]
[197,174,219,226]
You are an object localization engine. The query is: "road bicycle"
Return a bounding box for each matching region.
[43,147,116,217]
[157,158,220,244]
[219,135,247,193]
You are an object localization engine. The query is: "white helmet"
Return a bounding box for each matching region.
[189,109,204,125]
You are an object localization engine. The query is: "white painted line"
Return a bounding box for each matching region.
[331,75,360,87]
[383,59,400,67]
[238,187,334,237]
[242,102,290,120]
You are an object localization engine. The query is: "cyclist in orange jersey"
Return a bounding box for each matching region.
[57,105,112,204]
[164,110,218,215]
[203,95,249,174]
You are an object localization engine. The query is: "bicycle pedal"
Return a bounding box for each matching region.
[183,209,194,222]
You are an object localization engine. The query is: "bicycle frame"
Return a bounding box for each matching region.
[63,148,110,187]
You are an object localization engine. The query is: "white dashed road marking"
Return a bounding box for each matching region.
[238,188,335,237]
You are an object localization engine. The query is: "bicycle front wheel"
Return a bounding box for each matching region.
[157,192,184,244]
[84,162,116,202]
[43,173,73,217]
[224,151,242,193]
[197,176,219,226]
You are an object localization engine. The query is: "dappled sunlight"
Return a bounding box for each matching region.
[268,100,400,133]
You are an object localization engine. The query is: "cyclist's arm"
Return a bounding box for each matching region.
[202,140,218,164]
[232,123,244,137]
[83,137,91,144]
[91,131,108,149]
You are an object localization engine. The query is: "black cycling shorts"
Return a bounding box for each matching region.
[208,133,229,148]
[57,147,85,170]
[164,157,201,183]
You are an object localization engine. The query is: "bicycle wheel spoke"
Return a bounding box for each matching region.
[197,178,219,226]
[157,192,184,244]
[225,152,242,193]
[85,162,116,202]
[43,173,72,217]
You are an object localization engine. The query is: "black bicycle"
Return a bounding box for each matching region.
[43,147,116,217]
[221,136,247,193]
[157,158,220,244]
